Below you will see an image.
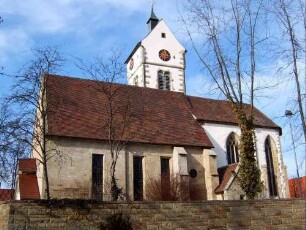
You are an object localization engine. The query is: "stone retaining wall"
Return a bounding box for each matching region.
[0,199,305,229]
[0,202,10,230]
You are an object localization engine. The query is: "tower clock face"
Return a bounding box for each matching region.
[129,58,134,70]
[159,49,171,61]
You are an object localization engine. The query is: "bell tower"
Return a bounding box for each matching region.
[125,7,186,93]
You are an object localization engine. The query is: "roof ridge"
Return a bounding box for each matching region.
[47,74,187,96]
[187,95,254,106]
[217,163,238,170]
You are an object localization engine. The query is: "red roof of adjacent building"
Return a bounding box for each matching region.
[0,189,14,201]
[18,159,37,172]
[19,174,40,200]
[288,176,306,198]
[215,163,239,193]
[45,74,281,146]
[18,159,40,200]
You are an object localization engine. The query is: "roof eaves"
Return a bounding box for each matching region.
[46,134,213,148]
[214,163,239,194]
[199,120,282,135]
[224,165,239,191]
[141,20,162,40]
[125,42,142,64]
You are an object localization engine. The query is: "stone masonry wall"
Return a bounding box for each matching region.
[43,137,214,201]
[0,202,10,230]
[0,199,305,230]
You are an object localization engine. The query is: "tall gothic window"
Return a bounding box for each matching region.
[226,133,239,164]
[158,70,170,90]
[265,137,278,197]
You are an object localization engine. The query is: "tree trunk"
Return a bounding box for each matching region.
[110,163,120,201]
[43,156,50,200]
[234,105,262,199]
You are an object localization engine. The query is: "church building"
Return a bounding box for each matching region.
[15,8,289,201]
[126,8,186,93]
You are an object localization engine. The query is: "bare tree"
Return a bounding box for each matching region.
[0,103,28,188]
[2,47,64,199]
[78,50,143,201]
[0,16,3,74]
[182,0,270,198]
[273,0,306,178]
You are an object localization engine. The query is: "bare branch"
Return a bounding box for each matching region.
[0,47,64,197]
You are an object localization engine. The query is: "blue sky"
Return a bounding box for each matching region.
[0,0,304,178]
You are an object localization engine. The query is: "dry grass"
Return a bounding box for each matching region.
[145,173,203,201]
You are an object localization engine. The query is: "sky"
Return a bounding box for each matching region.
[0,0,305,179]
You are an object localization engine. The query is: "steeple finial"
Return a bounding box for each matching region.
[147,1,159,32]
[151,0,155,9]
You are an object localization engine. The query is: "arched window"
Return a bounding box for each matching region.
[265,137,278,197]
[226,133,239,164]
[158,70,170,90]
[133,75,138,86]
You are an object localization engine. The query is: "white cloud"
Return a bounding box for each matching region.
[0,28,33,64]
[0,0,153,34]
[1,1,82,33]
[0,0,181,65]
[88,0,148,11]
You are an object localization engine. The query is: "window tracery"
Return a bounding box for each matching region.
[158,70,170,90]
[226,133,239,164]
[265,137,278,197]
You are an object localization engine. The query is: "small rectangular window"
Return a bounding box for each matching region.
[161,158,170,199]
[92,154,103,200]
[133,156,143,200]
[161,33,166,38]
[161,158,170,178]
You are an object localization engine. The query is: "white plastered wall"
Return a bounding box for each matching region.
[203,123,241,167]
[127,20,186,93]
[202,123,288,198]
[254,128,288,198]
[127,47,145,87]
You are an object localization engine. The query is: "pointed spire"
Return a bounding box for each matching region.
[147,3,159,32]
[149,6,159,21]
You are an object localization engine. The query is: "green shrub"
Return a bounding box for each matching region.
[101,212,133,230]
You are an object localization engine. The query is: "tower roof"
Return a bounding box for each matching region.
[146,6,159,32]
[146,6,159,24]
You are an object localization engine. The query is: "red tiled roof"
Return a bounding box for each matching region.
[215,163,238,194]
[0,189,14,201]
[45,74,213,148]
[19,174,40,200]
[45,75,281,146]
[288,176,306,198]
[187,96,281,133]
[19,159,37,172]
